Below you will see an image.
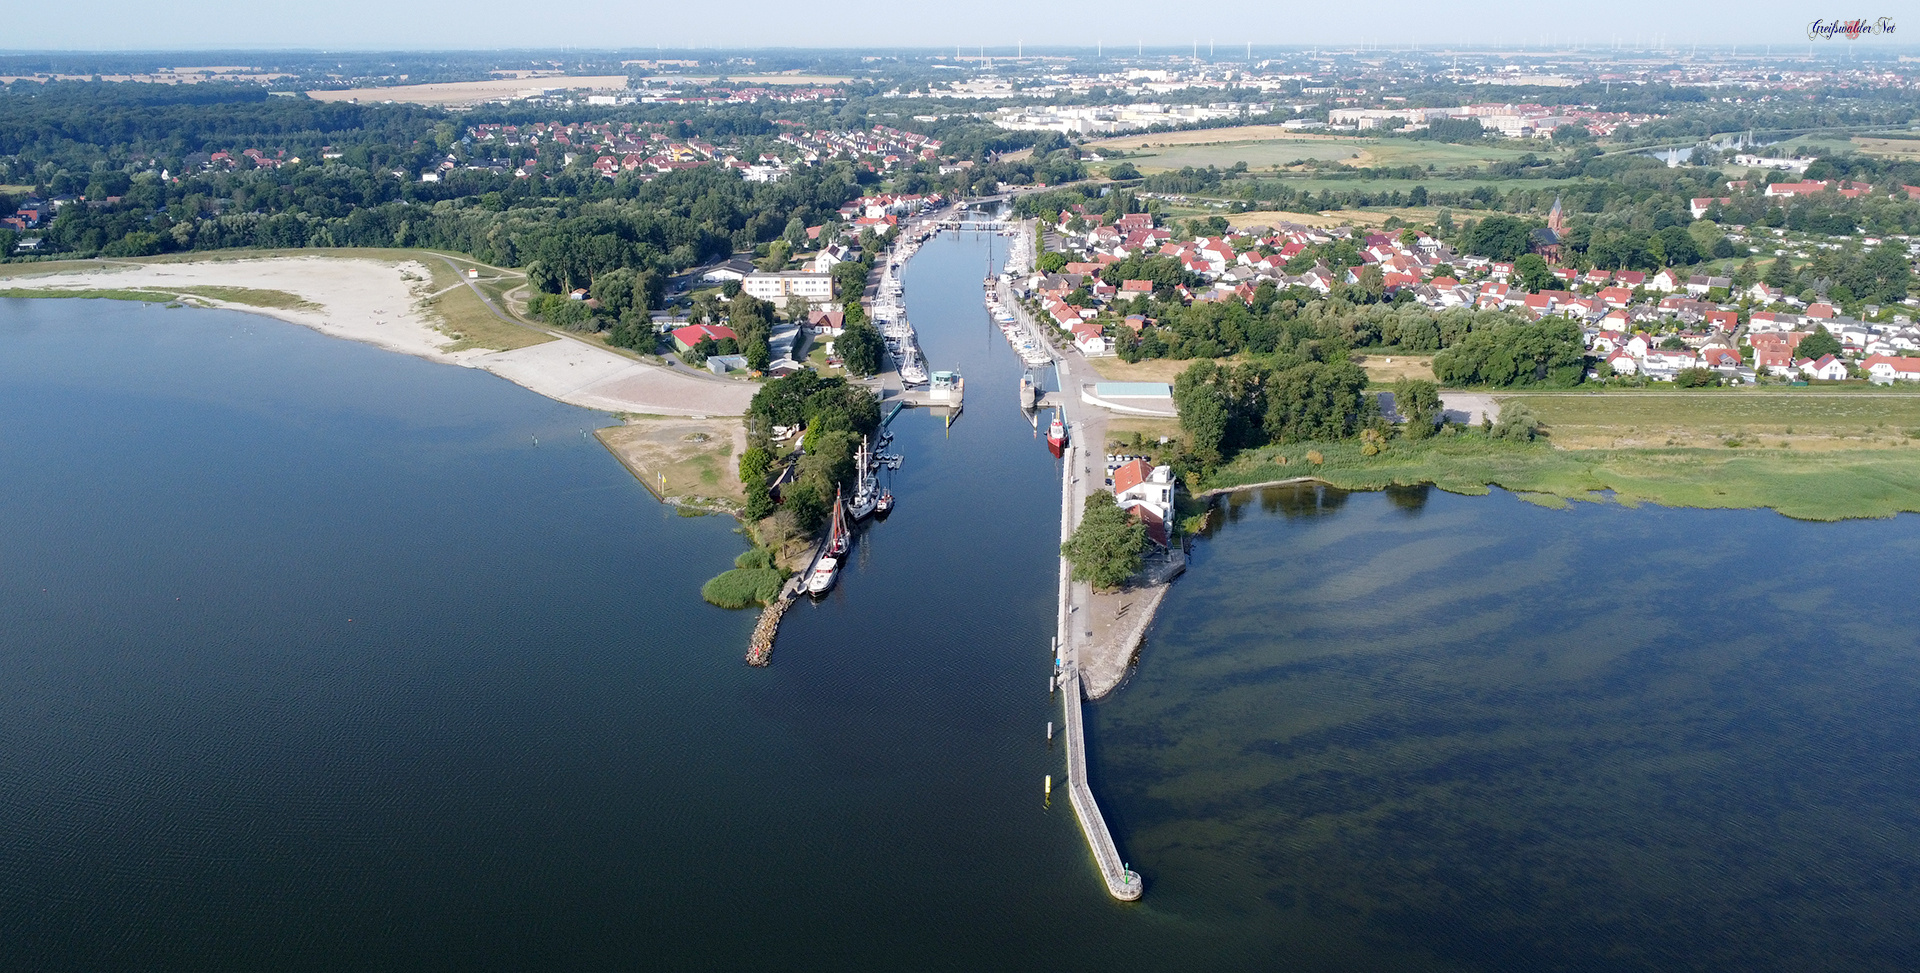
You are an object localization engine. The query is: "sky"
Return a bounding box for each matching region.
[2,0,1900,51]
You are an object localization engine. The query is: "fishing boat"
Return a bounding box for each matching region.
[1048,409,1068,449]
[875,487,894,517]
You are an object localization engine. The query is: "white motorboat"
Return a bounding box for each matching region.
[805,556,839,595]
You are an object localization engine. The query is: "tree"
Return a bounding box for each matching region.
[832,260,869,299]
[1060,493,1146,590]
[1459,215,1535,262]
[1393,379,1442,439]
[1108,162,1141,180]
[1765,255,1794,289]
[1264,360,1372,442]
[784,295,812,323]
[838,317,884,376]
[1796,325,1841,360]
[758,240,791,272]
[1433,319,1587,388]
[1514,254,1555,293]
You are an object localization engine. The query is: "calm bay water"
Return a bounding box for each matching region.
[2,235,1918,972]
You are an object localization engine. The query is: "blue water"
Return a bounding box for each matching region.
[1098,482,1920,971]
[4,238,1920,972]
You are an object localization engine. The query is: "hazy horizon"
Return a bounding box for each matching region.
[7,0,1904,53]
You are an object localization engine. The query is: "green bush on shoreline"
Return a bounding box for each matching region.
[701,567,787,609]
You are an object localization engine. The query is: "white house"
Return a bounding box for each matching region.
[1071,321,1110,355]
[1798,355,1849,381]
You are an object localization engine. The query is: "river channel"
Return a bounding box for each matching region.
[3,226,1919,972]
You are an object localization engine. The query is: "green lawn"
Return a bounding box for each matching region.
[1510,391,1920,450]
[1206,433,1920,522]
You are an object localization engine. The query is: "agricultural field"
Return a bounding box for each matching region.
[1224,208,1444,229]
[1509,391,1920,451]
[1096,128,1553,174]
[634,74,851,85]
[1851,136,1920,161]
[305,75,629,106]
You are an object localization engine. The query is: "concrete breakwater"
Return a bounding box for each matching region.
[1056,440,1144,901]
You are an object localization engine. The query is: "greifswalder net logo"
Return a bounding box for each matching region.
[1806,17,1896,39]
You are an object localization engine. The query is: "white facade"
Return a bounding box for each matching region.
[742,272,834,303]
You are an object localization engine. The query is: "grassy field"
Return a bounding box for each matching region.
[1354,353,1439,383]
[1090,356,1196,384]
[1120,140,1368,171]
[414,256,551,352]
[1510,392,1920,451]
[1105,417,1184,446]
[1206,433,1920,521]
[595,417,744,506]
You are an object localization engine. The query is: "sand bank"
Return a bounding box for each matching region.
[0,256,755,418]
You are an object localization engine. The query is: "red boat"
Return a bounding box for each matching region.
[1047,410,1068,450]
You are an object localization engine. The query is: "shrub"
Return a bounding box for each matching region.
[701,568,786,609]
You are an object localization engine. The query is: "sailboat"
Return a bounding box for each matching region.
[827,486,851,557]
[848,436,879,521]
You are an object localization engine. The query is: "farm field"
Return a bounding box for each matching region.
[1852,136,1920,161]
[306,75,629,105]
[1223,208,1444,229]
[635,74,851,85]
[1099,130,1552,173]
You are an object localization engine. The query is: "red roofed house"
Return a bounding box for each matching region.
[1863,354,1920,382]
[1110,459,1174,548]
[1690,197,1733,219]
[1702,347,1744,370]
[672,324,737,353]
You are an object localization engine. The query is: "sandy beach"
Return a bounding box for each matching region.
[0,256,756,418]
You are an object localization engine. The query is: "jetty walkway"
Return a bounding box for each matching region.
[1056,438,1143,901]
